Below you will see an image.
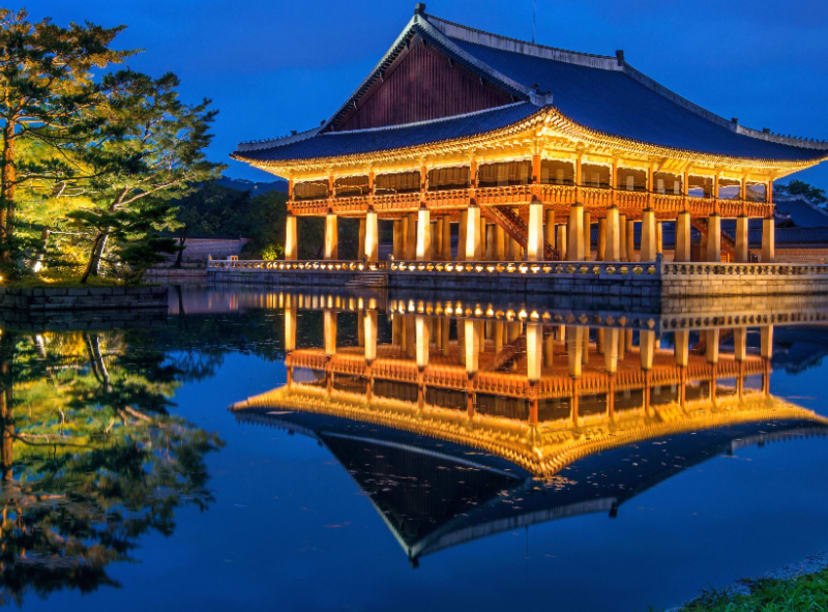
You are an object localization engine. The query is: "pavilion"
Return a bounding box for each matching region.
[232,4,828,266]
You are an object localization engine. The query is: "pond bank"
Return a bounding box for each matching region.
[0,285,168,312]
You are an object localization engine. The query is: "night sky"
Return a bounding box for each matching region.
[19,0,828,187]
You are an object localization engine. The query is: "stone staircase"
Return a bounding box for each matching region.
[482,205,558,259]
[345,270,387,289]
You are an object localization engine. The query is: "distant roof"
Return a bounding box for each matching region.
[234,7,828,164]
[774,195,828,227]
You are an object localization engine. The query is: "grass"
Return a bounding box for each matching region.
[677,566,828,611]
[3,274,125,289]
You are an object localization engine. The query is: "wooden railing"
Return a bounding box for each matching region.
[287,183,773,219]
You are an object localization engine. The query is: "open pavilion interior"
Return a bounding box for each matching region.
[232,5,828,266]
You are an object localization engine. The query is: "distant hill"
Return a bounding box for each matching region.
[216,176,287,194]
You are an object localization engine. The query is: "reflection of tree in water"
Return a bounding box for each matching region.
[0,330,222,605]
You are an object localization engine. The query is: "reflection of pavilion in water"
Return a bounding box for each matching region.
[232,291,828,563]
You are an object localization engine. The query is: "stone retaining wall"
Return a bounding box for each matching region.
[0,285,168,311]
[207,269,361,286]
[144,268,207,283]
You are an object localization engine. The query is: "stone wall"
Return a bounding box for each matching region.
[0,285,168,311]
[207,268,362,286]
[144,268,207,283]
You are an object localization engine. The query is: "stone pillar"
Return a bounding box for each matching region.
[556,225,567,260]
[760,325,774,360]
[465,205,481,260]
[656,222,663,255]
[604,207,620,261]
[494,225,506,260]
[285,214,297,260]
[527,199,544,261]
[675,212,691,262]
[603,328,619,374]
[674,330,689,368]
[545,210,556,255]
[324,213,338,260]
[735,215,749,263]
[526,322,542,382]
[479,216,487,260]
[705,329,719,365]
[359,218,366,259]
[618,214,627,261]
[392,220,402,259]
[626,218,636,261]
[284,302,297,352]
[323,309,337,357]
[640,209,656,262]
[706,213,721,262]
[363,311,377,363]
[597,217,607,261]
[640,330,655,371]
[485,224,495,260]
[583,210,592,261]
[567,325,584,378]
[364,210,379,262]
[733,328,747,362]
[405,212,417,260]
[415,315,430,370]
[464,319,481,375]
[544,327,555,366]
[458,211,467,261]
[762,217,775,262]
[434,218,444,260]
[567,204,584,261]
[416,206,431,261]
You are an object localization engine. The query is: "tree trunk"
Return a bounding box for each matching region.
[174,233,186,268]
[32,227,50,273]
[80,231,108,284]
[0,122,16,263]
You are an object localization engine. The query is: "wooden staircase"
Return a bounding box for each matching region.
[481,205,558,260]
[691,217,736,260]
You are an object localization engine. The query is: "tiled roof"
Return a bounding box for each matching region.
[234,9,828,163]
[773,196,828,227]
[234,102,539,162]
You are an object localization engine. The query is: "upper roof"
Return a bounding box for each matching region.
[234,5,828,164]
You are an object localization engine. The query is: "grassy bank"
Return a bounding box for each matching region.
[3,275,126,289]
[678,566,828,611]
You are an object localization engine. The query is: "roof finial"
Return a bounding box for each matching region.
[414,2,426,15]
[615,49,625,65]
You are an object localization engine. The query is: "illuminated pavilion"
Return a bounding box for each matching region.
[232,4,828,265]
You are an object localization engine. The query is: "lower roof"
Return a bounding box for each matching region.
[234,102,538,163]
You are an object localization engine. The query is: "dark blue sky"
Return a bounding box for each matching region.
[21,0,828,187]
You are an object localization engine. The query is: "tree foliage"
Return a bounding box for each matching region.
[776,179,827,206]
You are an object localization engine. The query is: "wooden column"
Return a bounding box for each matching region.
[442,218,452,260]
[392,220,402,259]
[656,221,663,255]
[285,214,298,260]
[495,224,506,260]
[359,218,366,259]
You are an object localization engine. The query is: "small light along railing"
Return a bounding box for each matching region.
[207,259,387,272]
[389,259,659,277]
[663,261,828,277]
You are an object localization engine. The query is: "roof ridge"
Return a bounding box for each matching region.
[325,101,529,135]
[425,13,621,71]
